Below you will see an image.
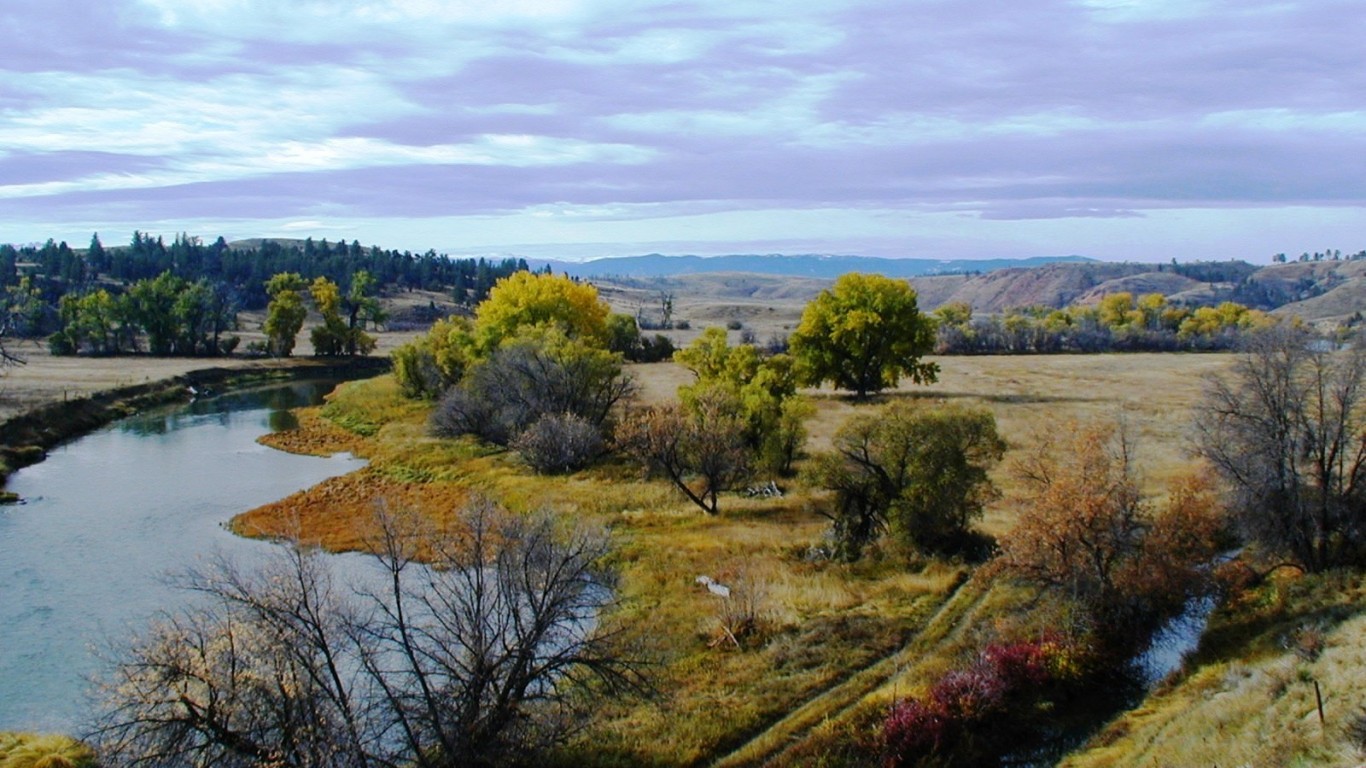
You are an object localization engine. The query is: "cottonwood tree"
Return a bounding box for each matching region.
[264,273,308,358]
[92,500,644,768]
[310,275,378,357]
[473,272,608,353]
[790,273,938,399]
[807,401,1004,560]
[674,327,810,476]
[391,317,477,399]
[1196,325,1366,572]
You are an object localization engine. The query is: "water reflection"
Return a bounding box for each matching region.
[0,378,369,732]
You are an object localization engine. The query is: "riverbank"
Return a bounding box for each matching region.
[0,354,389,487]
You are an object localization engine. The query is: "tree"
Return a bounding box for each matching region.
[341,271,384,355]
[807,401,1004,560]
[308,276,358,356]
[430,328,636,450]
[790,272,937,398]
[473,272,609,353]
[616,389,752,515]
[92,500,645,768]
[391,317,476,399]
[997,421,1223,654]
[674,327,809,476]
[126,271,183,355]
[1196,325,1366,572]
[264,273,308,357]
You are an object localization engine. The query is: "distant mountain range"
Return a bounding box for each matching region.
[530,253,1095,279]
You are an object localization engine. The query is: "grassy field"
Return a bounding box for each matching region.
[227,350,1260,766]
[12,295,1349,766]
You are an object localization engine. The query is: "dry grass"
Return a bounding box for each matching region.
[0,731,95,768]
[1063,571,1366,768]
[800,352,1234,538]
[231,351,1244,766]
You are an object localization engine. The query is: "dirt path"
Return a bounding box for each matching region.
[711,574,988,768]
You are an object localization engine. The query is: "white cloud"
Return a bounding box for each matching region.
[1075,0,1217,22]
[0,135,652,200]
[133,0,594,31]
[1200,109,1366,133]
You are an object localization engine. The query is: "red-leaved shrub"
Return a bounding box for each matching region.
[883,635,1078,767]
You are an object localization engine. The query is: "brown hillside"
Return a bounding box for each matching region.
[1273,280,1366,323]
[917,262,1152,312]
[1072,272,1206,305]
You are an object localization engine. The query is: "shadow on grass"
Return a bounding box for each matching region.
[808,389,1105,407]
[1191,571,1366,669]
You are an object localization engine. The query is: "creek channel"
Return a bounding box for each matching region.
[0,379,370,733]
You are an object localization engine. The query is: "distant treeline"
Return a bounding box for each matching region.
[0,233,537,354]
[933,292,1274,354]
[0,232,532,312]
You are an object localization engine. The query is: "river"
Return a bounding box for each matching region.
[0,380,368,732]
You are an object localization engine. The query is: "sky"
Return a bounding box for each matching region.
[1,0,1364,262]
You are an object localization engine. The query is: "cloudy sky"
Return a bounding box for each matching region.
[1,0,1363,261]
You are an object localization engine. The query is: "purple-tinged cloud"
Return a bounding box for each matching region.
[2,0,1365,260]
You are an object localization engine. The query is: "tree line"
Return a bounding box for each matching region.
[0,232,533,348]
[933,292,1274,354]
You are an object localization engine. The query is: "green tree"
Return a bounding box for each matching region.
[264,272,308,357]
[790,273,938,398]
[808,401,1004,560]
[341,270,383,355]
[675,327,809,475]
[52,289,129,355]
[605,312,642,358]
[391,316,477,398]
[127,271,183,355]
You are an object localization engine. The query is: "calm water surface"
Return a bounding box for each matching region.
[0,381,368,732]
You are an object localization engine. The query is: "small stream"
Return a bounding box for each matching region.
[0,380,368,732]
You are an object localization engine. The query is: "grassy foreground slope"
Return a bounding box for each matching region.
[232,352,1247,766]
[1062,570,1366,768]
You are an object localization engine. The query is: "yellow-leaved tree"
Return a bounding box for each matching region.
[790,272,937,399]
[474,272,609,353]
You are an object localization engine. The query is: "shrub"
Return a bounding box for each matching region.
[882,635,1080,767]
[636,333,675,363]
[512,412,604,474]
[429,329,635,452]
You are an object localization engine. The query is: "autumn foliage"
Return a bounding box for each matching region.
[995,421,1224,655]
[882,634,1082,767]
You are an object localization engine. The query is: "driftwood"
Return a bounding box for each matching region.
[745,480,783,498]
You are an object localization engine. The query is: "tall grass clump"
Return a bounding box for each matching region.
[0,733,95,768]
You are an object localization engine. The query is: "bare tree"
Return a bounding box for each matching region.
[615,390,751,515]
[1196,325,1366,572]
[91,500,645,768]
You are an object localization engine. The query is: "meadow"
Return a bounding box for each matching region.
[233,350,1277,766]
